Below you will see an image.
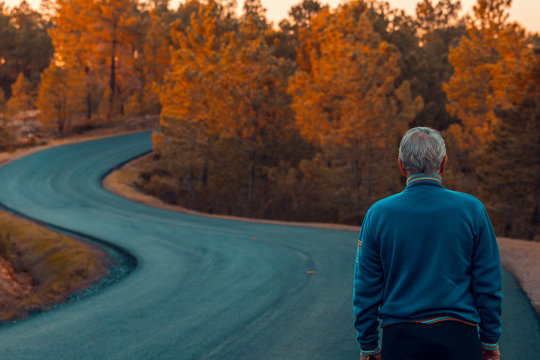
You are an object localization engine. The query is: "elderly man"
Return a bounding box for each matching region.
[353,127,502,360]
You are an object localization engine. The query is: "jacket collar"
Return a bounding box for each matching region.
[406,173,442,187]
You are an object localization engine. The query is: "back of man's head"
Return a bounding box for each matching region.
[399,127,446,174]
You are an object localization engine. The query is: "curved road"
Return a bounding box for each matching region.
[0,132,538,359]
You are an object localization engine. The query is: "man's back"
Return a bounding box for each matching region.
[360,173,501,329]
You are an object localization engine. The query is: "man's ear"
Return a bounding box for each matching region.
[398,157,407,177]
[440,156,448,175]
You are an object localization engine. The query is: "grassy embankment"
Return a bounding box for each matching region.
[0,208,108,322]
[103,154,361,231]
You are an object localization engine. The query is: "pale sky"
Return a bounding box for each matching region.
[3,0,539,32]
[260,0,539,33]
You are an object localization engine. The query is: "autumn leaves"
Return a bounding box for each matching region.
[0,0,538,238]
[148,0,419,222]
[148,0,539,238]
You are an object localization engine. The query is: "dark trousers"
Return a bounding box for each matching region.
[382,321,482,360]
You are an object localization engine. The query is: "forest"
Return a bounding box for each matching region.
[0,0,539,240]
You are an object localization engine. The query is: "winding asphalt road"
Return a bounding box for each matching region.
[0,131,538,359]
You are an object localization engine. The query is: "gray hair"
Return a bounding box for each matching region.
[399,127,446,174]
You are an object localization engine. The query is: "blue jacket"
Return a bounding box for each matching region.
[353,173,502,355]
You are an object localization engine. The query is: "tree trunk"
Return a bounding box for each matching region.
[202,158,208,187]
[109,25,117,123]
[529,184,540,240]
[59,96,66,136]
[85,66,92,120]
[248,148,256,213]
[86,92,92,120]
[201,137,210,187]
[528,146,540,240]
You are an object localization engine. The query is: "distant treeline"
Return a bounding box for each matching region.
[0,0,538,240]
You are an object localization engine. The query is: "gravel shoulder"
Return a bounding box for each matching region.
[104,154,540,315]
[497,237,540,314]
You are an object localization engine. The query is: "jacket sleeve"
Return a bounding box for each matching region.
[353,210,384,352]
[471,205,503,350]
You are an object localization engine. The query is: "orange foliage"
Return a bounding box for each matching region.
[444,0,535,149]
[151,131,166,156]
[37,64,83,135]
[140,8,171,114]
[288,1,421,154]
[157,0,296,208]
[50,0,141,122]
[161,0,291,142]
[6,73,33,118]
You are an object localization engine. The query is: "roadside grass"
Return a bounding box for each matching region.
[0,210,108,322]
[105,155,151,198]
[103,153,164,207]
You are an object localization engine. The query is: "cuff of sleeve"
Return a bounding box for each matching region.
[480,342,499,351]
[361,344,381,356]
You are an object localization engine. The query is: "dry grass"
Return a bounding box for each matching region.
[103,154,362,232]
[0,211,108,322]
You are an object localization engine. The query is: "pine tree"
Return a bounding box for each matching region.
[5,73,34,141]
[407,0,465,130]
[275,0,325,61]
[1,1,53,98]
[0,88,5,114]
[476,50,540,240]
[157,0,295,215]
[49,0,100,120]
[444,0,535,150]
[0,87,11,151]
[287,0,422,219]
[50,0,142,123]
[90,0,141,121]
[218,3,294,207]
[157,0,237,210]
[140,6,172,114]
[6,73,33,118]
[36,64,83,135]
[10,1,53,86]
